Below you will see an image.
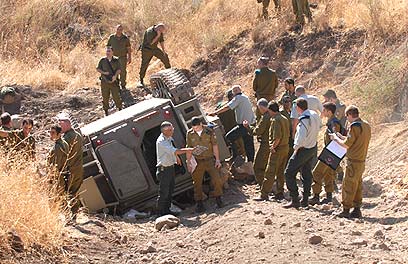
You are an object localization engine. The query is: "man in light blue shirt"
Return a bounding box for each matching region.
[210,85,256,167]
[284,98,320,209]
[156,121,194,216]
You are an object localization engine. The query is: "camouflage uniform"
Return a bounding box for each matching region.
[261,113,290,197]
[139,25,171,82]
[107,33,131,88]
[186,126,223,201]
[342,119,371,210]
[63,128,84,214]
[252,112,271,185]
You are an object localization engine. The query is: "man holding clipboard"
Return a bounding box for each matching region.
[310,102,345,205]
[329,105,371,219]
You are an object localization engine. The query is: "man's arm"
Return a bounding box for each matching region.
[96,60,110,76]
[209,104,230,116]
[292,118,299,138]
[127,43,132,64]
[293,121,307,151]
[160,41,166,54]
[151,30,162,45]
[213,144,221,168]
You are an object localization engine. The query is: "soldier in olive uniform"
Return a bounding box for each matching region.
[330,106,371,218]
[57,113,84,216]
[0,118,35,159]
[254,101,290,201]
[249,99,271,186]
[279,78,297,104]
[323,89,347,182]
[309,103,343,205]
[186,117,223,213]
[253,56,278,121]
[0,113,12,148]
[107,25,132,89]
[292,0,313,26]
[280,96,294,160]
[47,124,69,193]
[97,46,123,116]
[139,23,171,86]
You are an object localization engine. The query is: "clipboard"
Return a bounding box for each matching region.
[318,140,347,170]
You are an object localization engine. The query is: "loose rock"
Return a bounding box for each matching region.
[374,230,385,239]
[351,231,363,236]
[258,231,265,239]
[309,235,323,245]
[351,238,368,246]
[264,219,273,225]
[378,242,390,251]
[293,222,301,227]
[140,243,157,254]
[155,215,180,231]
[254,209,263,215]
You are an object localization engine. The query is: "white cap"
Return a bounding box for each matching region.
[56,112,71,122]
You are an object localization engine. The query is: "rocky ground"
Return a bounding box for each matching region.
[5,121,408,264]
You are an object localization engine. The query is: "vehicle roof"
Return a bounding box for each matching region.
[81,98,171,136]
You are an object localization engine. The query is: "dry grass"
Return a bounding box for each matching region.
[0,152,66,255]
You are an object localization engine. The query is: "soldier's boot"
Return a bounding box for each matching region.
[300,194,309,208]
[321,192,333,204]
[336,208,350,218]
[283,198,300,209]
[216,197,224,208]
[104,109,109,116]
[350,207,362,219]
[253,194,269,201]
[274,193,285,201]
[309,194,320,206]
[196,201,205,213]
[137,79,144,88]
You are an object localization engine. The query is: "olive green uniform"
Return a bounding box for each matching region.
[107,34,131,88]
[6,130,35,159]
[311,115,341,195]
[279,90,297,105]
[335,99,346,176]
[139,26,171,81]
[280,109,294,159]
[342,119,371,210]
[63,128,84,213]
[260,0,281,19]
[253,67,278,120]
[47,138,69,192]
[97,57,123,112]
[0,125,12,148]
[252,112,271,185]
[292,0,312,25]
[261,113,290,197]
[186,126,223,201]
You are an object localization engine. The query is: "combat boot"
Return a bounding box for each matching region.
[350,207,362,219]
[283,199,300,209]
[215,197,224,208]
[336,208,350,218]
[104,109,109,116]
[253,195,269,202]
[274,193,285,201]
[300,197,309,208]
[196,201,205,213]
[321,192,333,204]
[309,194,320,206]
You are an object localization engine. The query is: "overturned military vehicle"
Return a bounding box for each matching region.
[79,69,230,213]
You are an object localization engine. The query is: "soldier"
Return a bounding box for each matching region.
[139,23,171,87]
[253,56,278,121]
[323,89,347,182]
[186,117,224,213]
[249,99,271,186]
[254,101,290,201]
[0,113,12,130]
[330,106,371,218]
[309,103,343,205]
[156,121,194,216]
[47,124,69,193]
[210,85,256,169]
[292,0,313,26]
[57,113,83,216]
[0,87,22,115]
[96,46,123,116]
[0,118,35,159]
[283,98,320,208]
[280,96,294,159]
[258,0,281,20]
[107,24,132,89]
[279,78,297,104]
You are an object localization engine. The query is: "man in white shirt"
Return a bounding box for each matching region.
[283,98,320,209]
[210,85,256,166]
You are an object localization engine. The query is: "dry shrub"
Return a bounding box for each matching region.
[0,152,66,254]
